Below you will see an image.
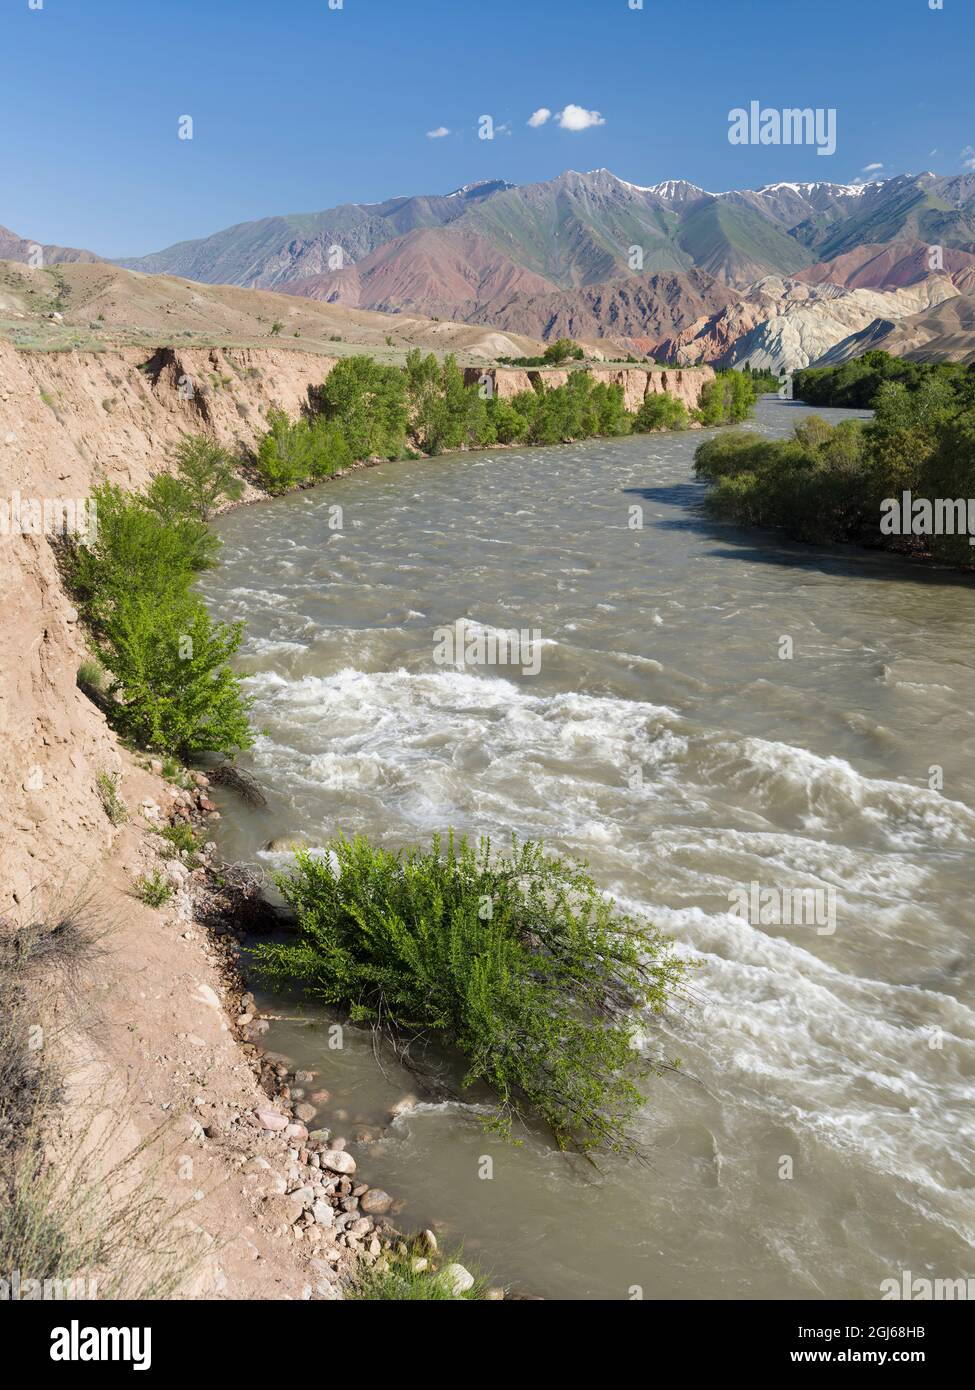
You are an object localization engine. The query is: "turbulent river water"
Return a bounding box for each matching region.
[202,396,975,1299]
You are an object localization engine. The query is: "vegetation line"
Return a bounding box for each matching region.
[696,352,975,567]
[65,349,757,760]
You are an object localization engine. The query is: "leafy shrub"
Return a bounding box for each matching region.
[634,392,689,432]
[693,369,757,425]
[135,871,172,907]
[485,396,529,444]
[98,590,252,757]
[65,485,253,758]
[405,351,494,454]
[693,389,975,567]
[497,338,585,368]
[793,352,975,412]
[159,823,203,865]
[253,832,686,1153]
[164,435,243,521]
[318,355,409,460]
[254,409,353,493]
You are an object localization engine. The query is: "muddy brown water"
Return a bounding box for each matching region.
[200,397,975,1299]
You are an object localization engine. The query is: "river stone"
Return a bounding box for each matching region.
[295,1103,316,1122]
[312,1200,335,1227]
[320,1149,356,1175]
[359,1188,393,1215]
[255,1108,289,1132]
[443,1263,475,1296]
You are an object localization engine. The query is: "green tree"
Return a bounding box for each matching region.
[168,435,244,521]
[100,591,253,757]
[319,355,408,459]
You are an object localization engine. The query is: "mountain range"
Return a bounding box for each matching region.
[6,168,975,369]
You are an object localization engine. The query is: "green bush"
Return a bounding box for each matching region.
[318,354,409,460]
[793,352,975,412]
[69,484,218,628]
[254,409,353,493]
[693,370,757,426]
[405,351,494,454]
[253,832,686,1153]
[693,388,975,566]
[65,485,253,758]
[165,435,243,521]
[918,406,975,565]
[634,392,689,432]
[485,396,529,444]
[98,590,252,757]
[135,870,172,908]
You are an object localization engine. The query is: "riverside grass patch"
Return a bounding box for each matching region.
[252,832,687,1154]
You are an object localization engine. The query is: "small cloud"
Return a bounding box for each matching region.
[528,108,552,128]
[962,145,975,171]
[556,104,606,132]
[861,162,883,172]
[426,126,450,139]
[496,122,513,137]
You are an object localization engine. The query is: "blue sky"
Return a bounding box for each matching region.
[2,0,972,257]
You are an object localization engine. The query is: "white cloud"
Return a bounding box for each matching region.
[962,145,975,171]
[426,126,450,139]
[556,104,606,131]
[861,162,883,172]
[527,108,551,128]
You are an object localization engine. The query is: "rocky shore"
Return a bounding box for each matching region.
[130,768,492,1300]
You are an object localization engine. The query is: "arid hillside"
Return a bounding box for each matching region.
[0,259,546,364]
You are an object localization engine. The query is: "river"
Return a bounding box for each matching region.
[202,396,975,1299]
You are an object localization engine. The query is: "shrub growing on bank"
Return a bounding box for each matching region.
[318,354,409,460]
[252,832,687,1153]
[693,369,757,425]
[165,434,244,521]
[65,482,253,758]
[405,350,494,454]
[693,381,975,566]
[254,409,353,493]
[634,392,689,432]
